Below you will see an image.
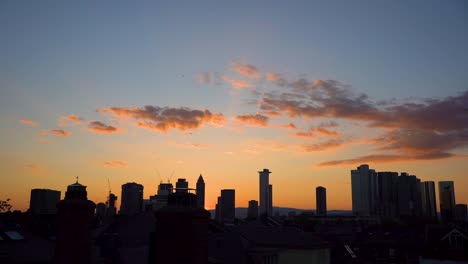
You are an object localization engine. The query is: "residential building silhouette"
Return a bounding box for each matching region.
[29,188,61,214]
[247,200,259,219]
[439,181,456,223]
[351,164,378,216]
[120,182,143,215]
[397,173,422,218]
[421,181,437,220]
[316,186,327,216]
[258,168,272,217]
[54,179,95,264]
[376,172,398,218]
[196,174,205,209]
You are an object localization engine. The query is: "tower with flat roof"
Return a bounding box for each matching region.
[259,169,272,217]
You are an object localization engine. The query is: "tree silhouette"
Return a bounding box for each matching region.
[0,198,12,212]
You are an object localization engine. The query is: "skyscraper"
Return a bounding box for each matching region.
[376,172,398,218]
[421,181,437,219]
[54,179,95,264]
[439,181,456,223]
[120,182,143,215]
[247,200,259,219]
[175,178,189,193]
[29,188,61,214]
[196,174,205,208]
[107,193,117,216]
[219,189,235,223]
[351,164,378,216]
[316,186,327,216]
[397,173,422,217]
[259,168,272,217]
[455,204,467,223]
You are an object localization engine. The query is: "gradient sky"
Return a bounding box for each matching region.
[1,1,467,212]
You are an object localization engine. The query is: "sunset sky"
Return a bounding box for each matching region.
[1,1,467,212]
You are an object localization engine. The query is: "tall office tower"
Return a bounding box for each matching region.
[215,196,221,222]
[397,173,422,217]
[29,189,61,214]
[120,182,144,215]
[175,178,189,193]
[107,193,117,216]
[152,185,210,264]
[148,182,174,210]
[54,179,95,264]
[196,174,205,208]
[268,184,273,216]
[439,181,456,223]
[219,189,235,223]
[439,181,455,223]
[455,204,467,223]
[316,186,327,216]
[376,172,398,218]
[351,164,378,216]
[421,181,437,219]
[259,168,272,217]
[247,200,259,219]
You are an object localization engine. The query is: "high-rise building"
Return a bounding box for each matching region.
[107,193,117,216]
[439,181,456,223]
[120,182,143,215]
[96,202,106,218]
[376,172,398,218]
[397,173,422,217]
[316,186,327,216]
[247,200,259,219]
[175,178,189,193]
[54,179,95,264]
[219,189,235,223]
[421,181,437,219]
[351,164,378,216]
[455,204,467,223]
[196,174,205,208]
[29,188,61,214]
[148,182,173,211]
[259,169,272,217]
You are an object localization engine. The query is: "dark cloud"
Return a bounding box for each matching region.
[98,106,225,132]
[88,121,119,134]
[234,114,269,127]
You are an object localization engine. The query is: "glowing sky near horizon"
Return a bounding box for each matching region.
[1,1,467,211]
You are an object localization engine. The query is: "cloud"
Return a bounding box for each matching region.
[167,141,208,149]
[234,114,269,127]
[293,132,316,138]
[88,121,119,134]
[279,123,297,129]
[232,63,261,79]
[102,160,127,168]
[38,129,71,137]
[19,119,38,126]
[317,152,458,167]
[223,76,254,89]
[59,115,84,126]
[303,139,344,151]
[314,128,339,137]
[98,106,225,132]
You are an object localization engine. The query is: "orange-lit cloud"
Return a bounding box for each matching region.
[234,114,268,127]
[59,114,84,126]
[315,128,339,137]
[318,152,458,167]
[232,63,261,79]
[223,76,254,89]
[102,160,127,168]
[293,132,316,138]
[279,123,297,129]
[88,121,119,134]
[98,106,225,132]
[19,119,38,126]
[167,141,208,149]
[303,139,344,152]
[38,129,71,137]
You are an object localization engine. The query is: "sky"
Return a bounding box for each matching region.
[1,0,467,212]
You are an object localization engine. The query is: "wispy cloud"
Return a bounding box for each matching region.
[98,106,225,132]
[59,115,84,126]
[38,129,71,137]
[167,141,208,149]
[101,160,127,168]
[278,123,297,129]
[233,114,269,127]
[223,76,254,89]
[232,63,261,79]
[88,121,119,134]
[19,119,38,126]
[303,139,344,151]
